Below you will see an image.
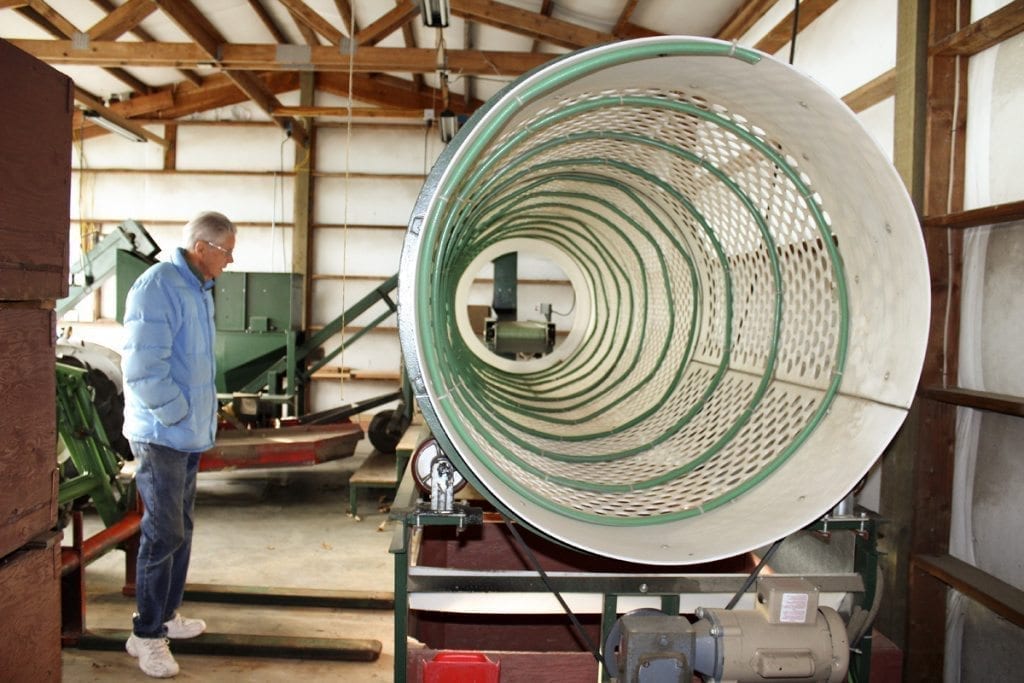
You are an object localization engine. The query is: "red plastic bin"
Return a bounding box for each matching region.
[422,651,500,683]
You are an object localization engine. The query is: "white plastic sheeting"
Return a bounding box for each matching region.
[946,27,1024,683]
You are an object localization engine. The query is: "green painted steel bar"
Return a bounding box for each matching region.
[301,307,397,381]
[237,273,398,396]
[300,273,399,355]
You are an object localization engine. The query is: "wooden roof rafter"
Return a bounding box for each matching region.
[86,64,481,125]
[715,0,776,41]
[278,0,344,44]
[11,39,554,75]
[137,71,300,122]
[154,0,306,143]
[318,70,484,112]
[930,0,1024,56]
[400,1,425,92]
[612,0,639,36]
[246,0,289,43]
[356,0,418,46]
[2,0,795,138]
[334,0,357,34]
[449,0,618,50]
[753,0,838,55]
[88,0,203,86]
[86,0,157,41]
[16,0,153,95]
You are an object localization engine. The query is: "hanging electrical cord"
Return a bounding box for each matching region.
[423,120,431,175]
[788,0,800,65]
[271,134,289,272]
[549,287,576,317]
[724,537,784,610]
[74,115,101,293]
[502,518,603,664]
[942,2,965,389]
[289,134,312,274]
[75,119,92,279]
[339,7,358,402]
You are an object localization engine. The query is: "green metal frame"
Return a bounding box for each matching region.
[389,470,879,683]
[235,273,400,416]
[59,219,160,318]
[850,517,881,683]
[56,362,132,527]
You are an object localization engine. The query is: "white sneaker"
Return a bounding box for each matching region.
[164,612,207,639]
[126,634,179,678]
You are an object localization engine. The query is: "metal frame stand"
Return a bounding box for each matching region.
[390,466,881,683]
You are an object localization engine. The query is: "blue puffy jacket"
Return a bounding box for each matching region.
[121,247,218,452]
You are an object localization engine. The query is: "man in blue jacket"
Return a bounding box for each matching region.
[121,211,236,678]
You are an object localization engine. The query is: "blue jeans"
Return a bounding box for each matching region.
[131,441,201,638]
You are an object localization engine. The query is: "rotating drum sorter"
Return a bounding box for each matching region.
[399,37,929,566]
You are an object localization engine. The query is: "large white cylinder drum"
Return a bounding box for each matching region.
[399,37,929,565]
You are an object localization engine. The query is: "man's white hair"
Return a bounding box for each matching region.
[182,211,237,249]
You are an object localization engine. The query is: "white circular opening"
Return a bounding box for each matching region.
[454,238,591,374]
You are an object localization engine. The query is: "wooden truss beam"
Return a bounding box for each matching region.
[449,0,614,50]
[356,0,418,46]
[843,68,895,113]
[277,0,343,45]
[154,0,304,142]
[754,0,839,55]
[930,0,1024,57]
[17,1,153,94]
[10,39,555,75]
[86,0,157,41]
[716,0,776,41]
[334,0,356,34]
[96,68,482,124]
[246,0,288,43]
[89,0,202,85]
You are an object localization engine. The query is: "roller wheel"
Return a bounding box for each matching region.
[368,409,410,455]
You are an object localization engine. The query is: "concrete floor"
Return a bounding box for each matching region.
[62,443,399,681]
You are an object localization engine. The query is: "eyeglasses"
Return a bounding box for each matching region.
[205,240,233,259]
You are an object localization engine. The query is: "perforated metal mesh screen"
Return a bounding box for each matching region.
[399,38,930,564]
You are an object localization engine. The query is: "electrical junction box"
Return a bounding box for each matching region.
[618,613,695,683]
[756,576,820,625]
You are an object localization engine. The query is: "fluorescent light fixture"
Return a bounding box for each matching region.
[420,0,449,28]
[439,109,459,143]
[83,109,146,142]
